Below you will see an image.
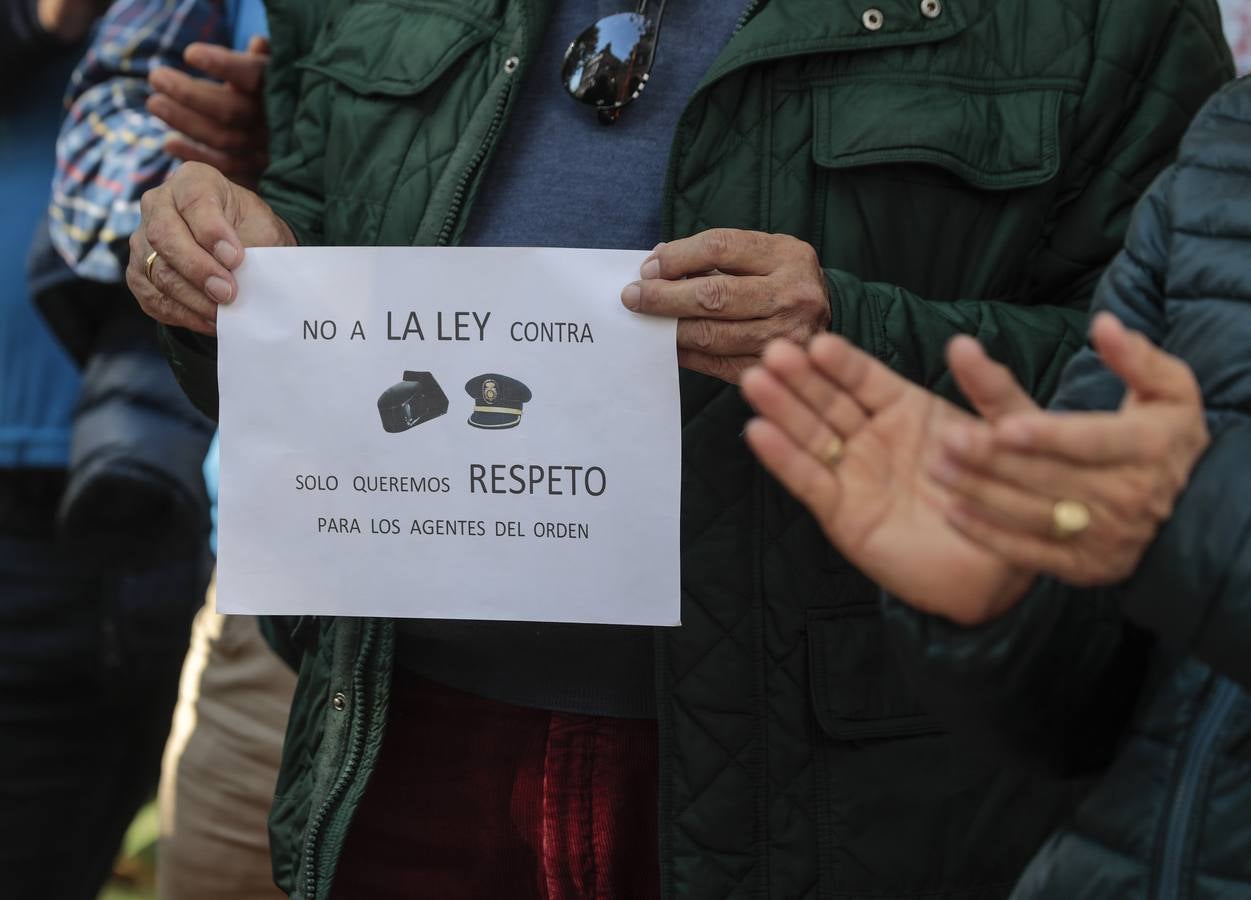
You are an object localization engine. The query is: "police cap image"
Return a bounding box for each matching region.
[377,371,449,433]
[465,373,532,429]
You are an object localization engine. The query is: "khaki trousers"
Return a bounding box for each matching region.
[157,575,296,900]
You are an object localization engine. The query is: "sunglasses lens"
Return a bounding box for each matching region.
[562,12,655,111]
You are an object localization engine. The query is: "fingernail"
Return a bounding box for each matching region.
[214,241,238,266]
[621,282,641,310]
[149,68,167,88]
[206,276,232,304]
[640,258,660,280]
[645,241,666,260]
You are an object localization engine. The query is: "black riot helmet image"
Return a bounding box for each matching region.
[465,373,532,429]
[377,371,449,433]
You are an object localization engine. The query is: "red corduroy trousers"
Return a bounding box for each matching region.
[331,672,660,900]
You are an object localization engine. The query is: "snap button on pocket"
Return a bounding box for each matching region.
[862,8,884,30]
[331,691,347,711]
[503,56,520,74]
[920,0,943,18]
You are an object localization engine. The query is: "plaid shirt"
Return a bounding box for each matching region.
[50,0,227,283]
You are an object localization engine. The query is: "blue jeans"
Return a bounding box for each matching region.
[0,531,206,899]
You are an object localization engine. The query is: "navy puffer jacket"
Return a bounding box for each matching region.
[886,77,1251,900]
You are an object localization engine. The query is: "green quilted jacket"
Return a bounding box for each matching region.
[162,1,1230,897]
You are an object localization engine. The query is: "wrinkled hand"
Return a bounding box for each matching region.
[148,36,270,187]
[741,333,1039,626]
[126,161,295,335]
[621,229,831,384]
[929,313,1209,586]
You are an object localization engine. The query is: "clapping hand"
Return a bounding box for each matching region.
[740,334,1037,625]
[928,313,1209,586]
[741,314,1208,626]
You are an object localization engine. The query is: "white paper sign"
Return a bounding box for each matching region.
[217,247,680,626]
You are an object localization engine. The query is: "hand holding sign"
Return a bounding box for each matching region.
[620,229,832,384]
[128,162,296,335]
[741,335,1033,627]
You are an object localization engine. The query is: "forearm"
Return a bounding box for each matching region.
[883,580,1149,776]
[826,269,1089,403]
[1121,416,1251,689]
[160,325,219,421]
[261,189,322,248]
[256,1,325,247]
[156,192,297,417]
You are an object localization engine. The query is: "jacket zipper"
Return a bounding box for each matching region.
[1151,676,1240,900]
[436,78,516,246]
[444,0,762,248]
[734,0,765,34]
[302,620,378,900]
[660,0,769,241]
[308,25,520,900]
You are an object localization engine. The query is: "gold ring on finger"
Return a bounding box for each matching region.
[144,250,160,283]
[818,435,844,467]
[1052,499,1090,540]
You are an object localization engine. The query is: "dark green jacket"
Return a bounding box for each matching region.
[162,1,1231,897]
[886,77,1251,900]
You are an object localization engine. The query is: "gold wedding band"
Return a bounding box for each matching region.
[819,435,844,467]
[144,249,159,283]
[1052,499,1091,540]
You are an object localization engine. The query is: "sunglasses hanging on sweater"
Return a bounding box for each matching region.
[561,0,669,124]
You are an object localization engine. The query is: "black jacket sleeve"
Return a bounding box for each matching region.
[883,585,1151,776]
[887,410,1251,776]
[1120,417,1251,690]
[159,326,220,421]
[888,115,1251,770]
[1021,121,1251,691]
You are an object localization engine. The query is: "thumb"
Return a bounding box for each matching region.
[946,335,1037,421]
[1090,312,1199,405]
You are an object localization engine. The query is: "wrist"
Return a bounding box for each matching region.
[987,569,1037,621]
[942,569,1037,628]
[275,215,298,248]
[236,185,299,248]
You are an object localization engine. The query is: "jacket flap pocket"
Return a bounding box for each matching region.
[812,80,1062,190]
[299,2,495,97]
[808,605,943,740]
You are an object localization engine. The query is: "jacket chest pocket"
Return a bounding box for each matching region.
[783,79,1069,302]
[292,1,498,244]
[807,604,1058,898]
